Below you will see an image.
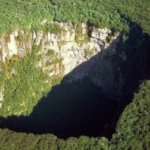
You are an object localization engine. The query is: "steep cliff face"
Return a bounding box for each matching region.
[0,85,4,108]
[0,22,122,108]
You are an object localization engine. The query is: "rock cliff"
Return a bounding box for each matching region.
[0,21,122,107]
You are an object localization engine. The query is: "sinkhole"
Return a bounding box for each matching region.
[0,24,150,139]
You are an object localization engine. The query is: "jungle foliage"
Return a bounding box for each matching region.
[111,81,150,150]
[0,0,129,36]
[0,128,110,150]
[106,0,150,34]
[1,0,150,35]
[1,80,150,149]
[0,0,150,150]
[0,45,57,117]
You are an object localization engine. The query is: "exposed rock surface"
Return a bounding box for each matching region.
[0,85,4,108]
[0,22,122,106]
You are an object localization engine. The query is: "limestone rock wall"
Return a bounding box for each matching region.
[0,85,4,108]
[0,22,122,102]
[0,22,116,74]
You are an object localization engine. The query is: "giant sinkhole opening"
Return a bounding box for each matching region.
[0,22,150,139]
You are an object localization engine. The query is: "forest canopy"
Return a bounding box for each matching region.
[0,0,150,150]
[0,0,150,36]
[0,0,130,36]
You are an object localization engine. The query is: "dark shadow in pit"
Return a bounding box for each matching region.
[0,77,118,139]
[0,23,150,139]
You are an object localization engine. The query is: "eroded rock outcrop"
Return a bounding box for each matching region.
[0,22,122,105]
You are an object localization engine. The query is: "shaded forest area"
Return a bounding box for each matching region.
[0,77,118,138]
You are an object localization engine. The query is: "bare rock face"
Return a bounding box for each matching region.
[0,85,4,108]
[7,34,18,57]
[35,31,43,45]
[0,21,122,104]
[60,41,102,75]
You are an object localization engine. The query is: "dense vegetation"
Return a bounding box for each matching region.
[1,0,150,34]
[0,46,51,117]
[0,0,150,149]
[0,81,150,149]
[0,128,110,150]
[1,0,150,36]
[106,0,150,34]
[0,0,129,36]
[111,81,150,150]
[0,77,117,138]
